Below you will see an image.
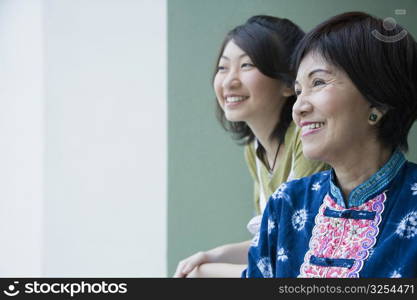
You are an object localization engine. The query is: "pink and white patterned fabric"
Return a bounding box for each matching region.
[299,192,386,278]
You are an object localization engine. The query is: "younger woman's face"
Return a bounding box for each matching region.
[213,40,286,125]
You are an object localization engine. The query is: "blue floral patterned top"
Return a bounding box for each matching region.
[242,150,417,278]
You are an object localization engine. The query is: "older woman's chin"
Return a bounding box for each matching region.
[302,145,325,162]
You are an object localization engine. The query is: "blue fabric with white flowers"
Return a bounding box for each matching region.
[242,150,417,278]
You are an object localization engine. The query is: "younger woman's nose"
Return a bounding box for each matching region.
[223,70,241,89]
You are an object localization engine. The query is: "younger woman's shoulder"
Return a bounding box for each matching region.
[244,141,256,165]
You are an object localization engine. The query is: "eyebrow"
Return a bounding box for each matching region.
[220,53,249,60]
[308,68,332,77]
[294,68,332,85]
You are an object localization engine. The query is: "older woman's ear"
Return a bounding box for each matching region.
[368,106,386,125]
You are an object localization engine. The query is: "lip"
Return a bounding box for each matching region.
[224,94,249,108]
[224,94,248,98]
[300,121,325,137]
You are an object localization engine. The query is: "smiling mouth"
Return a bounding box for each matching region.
[301,122,325,137]
[225,96,249,104]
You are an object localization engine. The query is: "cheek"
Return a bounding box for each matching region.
[251,82,282,110]
[254,78,278,97]
[243,71,275,95]
[324,102,368,138]
[213,76,224,105]
[314,88,348,119]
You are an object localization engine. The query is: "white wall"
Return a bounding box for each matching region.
[0,0,167,277]
[0,0,44,276]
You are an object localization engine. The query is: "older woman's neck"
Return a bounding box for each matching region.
[332,145,393,202]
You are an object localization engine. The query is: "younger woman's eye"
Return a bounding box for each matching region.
[295,89,302,96]
[312,78,326,87]
[217,66,226,72]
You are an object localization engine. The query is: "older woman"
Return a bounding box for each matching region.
[243,12,417,278]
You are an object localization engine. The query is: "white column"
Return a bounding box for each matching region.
[43,0,167,276]
[0,0,167,277]
[0,0,44,276]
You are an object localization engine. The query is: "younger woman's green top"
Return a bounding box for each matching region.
[244,121,329,215]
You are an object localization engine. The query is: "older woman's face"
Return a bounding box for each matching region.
[292,52,375,163]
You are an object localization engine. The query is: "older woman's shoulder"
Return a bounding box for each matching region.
[398,160,417,182]
[404,160,417,171]
[291,169,330,184]
[401,160,417,185]
[270,170,330,202]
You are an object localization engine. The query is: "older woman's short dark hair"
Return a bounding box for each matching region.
[214,15,305,146]
[293,11,417,152]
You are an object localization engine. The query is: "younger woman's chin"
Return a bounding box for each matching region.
[224,115,244,123]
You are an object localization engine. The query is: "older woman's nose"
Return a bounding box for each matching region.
[293,95,313,117]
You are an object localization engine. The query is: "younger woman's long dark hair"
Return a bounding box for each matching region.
[213,15,305,162]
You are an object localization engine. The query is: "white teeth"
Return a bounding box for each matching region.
[305,122,324,130]
[226,96,248,103]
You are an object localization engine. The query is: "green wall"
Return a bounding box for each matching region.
[168,0,417,276]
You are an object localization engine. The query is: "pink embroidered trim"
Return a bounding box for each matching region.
[298,192,386,278]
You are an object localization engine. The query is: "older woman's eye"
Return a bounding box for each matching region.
[241,63,254,68]
[312,79,326,87]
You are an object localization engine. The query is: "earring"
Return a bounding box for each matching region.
[369,113,378,122]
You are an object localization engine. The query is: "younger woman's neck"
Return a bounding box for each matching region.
[246,96,286,163]
[247,118,280,159]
